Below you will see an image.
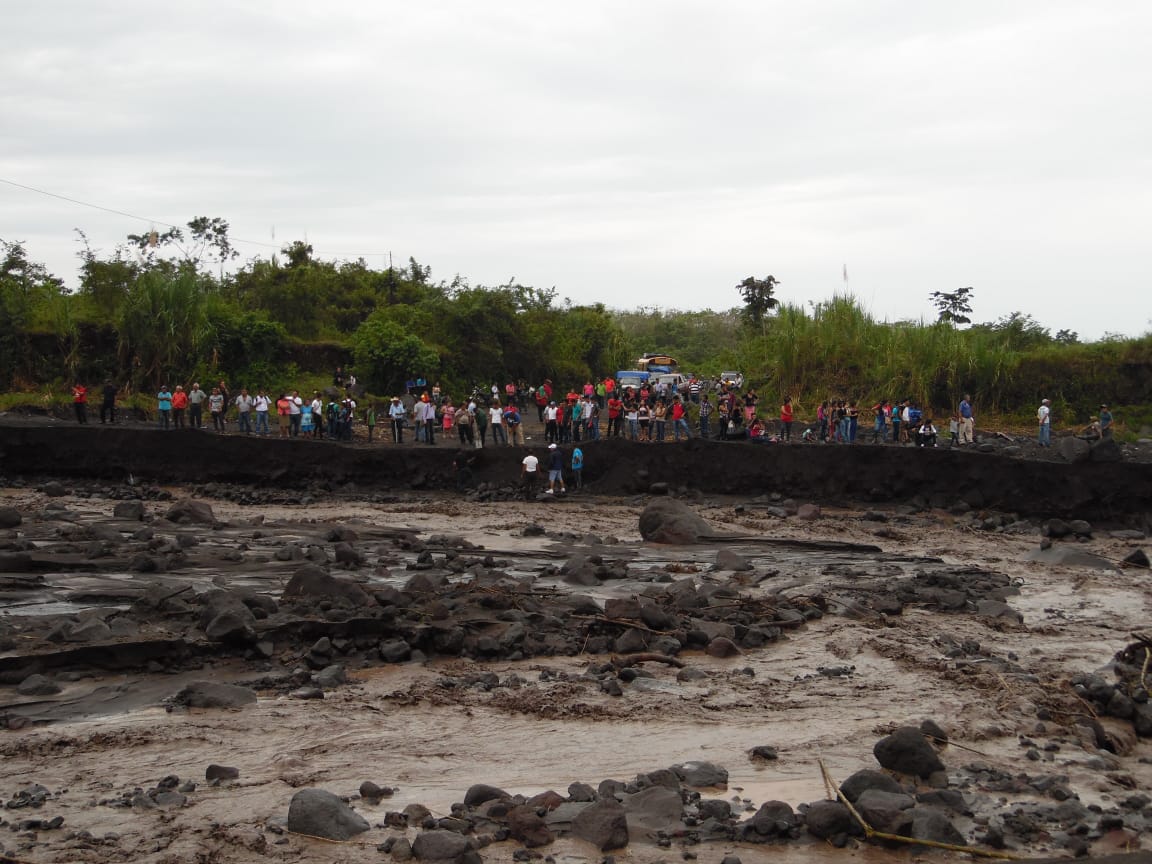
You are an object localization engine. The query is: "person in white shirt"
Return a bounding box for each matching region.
[1037,398,1051,447]
[916,419,938,448]
[288,390,304,437]
[489,401,506,446]
[253,390,271,436]
[520,449,540,500]
[187,383,208,428]
[234,388,254,434]
[310,393,325,438]
[388,396,408,443]
[415,397,436,445]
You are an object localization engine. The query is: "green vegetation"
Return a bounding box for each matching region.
[1,221,1148,437]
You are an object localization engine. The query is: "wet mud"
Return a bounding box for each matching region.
[0,436,1151,863]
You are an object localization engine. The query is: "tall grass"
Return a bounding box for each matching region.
[725,295,1149,419]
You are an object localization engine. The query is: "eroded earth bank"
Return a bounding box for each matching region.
[1,427,1151,864]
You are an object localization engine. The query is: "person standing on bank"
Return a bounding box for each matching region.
[1037,399,1052,447]
[188,382,207,428]
[958,394,974,445]
[1099,404,1114,439]
[72,382,89,424]
[389,396,407,443]
[100,380,117,424]
[545,443,566,494]
[521,448,540,500]
[780,396,794,442]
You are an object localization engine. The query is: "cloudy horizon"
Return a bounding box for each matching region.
[3,1,1149,340]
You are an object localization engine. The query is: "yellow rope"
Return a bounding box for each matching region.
[816,758,1021,860]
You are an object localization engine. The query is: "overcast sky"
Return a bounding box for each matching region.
[3,1,1149,339]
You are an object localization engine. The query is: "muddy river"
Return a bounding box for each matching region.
[1,486,1150,863]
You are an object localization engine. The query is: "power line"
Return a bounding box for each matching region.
[0,176,393,259]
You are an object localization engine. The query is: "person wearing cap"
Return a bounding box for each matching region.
[1099,404,1113,439]
[157,385,173,429]
[1037,398,1052,447]
[389,397,407,443]
[545,443,566,494]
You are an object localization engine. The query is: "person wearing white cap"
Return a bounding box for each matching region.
[1037,398,1051,447]
[545,443,566,494]
[389,396,407,443]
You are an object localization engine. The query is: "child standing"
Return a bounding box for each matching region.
[949,413,960,447]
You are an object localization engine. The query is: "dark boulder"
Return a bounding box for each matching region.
[65,618,112,643]
[17,674,62,696]
[639,499,713,544]
[286,788,369,841]
[854,789,915,834]
[571,798,629,850]
[873,727,944,778]
[1058,437,1090,464]
[804,800,859,839]
[0,507,23,529]
[176,681,257,709]
[507,805,555,847]
[910,808,966,846]
[1090,438,1123,463]
[164,499,217,525]
[282,564,372,606]
[412,830,470,861]
[463,784,509,807]
[715,549,752,571]
[839,769,903,803]
[671,761,728,787]
[748,800,796,836]
[622,785,684,840]
[206,765,240,782]
[113,501,145,521]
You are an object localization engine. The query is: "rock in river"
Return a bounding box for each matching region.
[639,499,713,544]
[287,788,369,841]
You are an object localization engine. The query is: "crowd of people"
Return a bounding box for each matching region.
[69,372,1116,452]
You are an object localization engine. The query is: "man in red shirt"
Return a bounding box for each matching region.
[671,396,691,441]
[72,383,88,424]
[171,385,189,428]
[607,395,623,437]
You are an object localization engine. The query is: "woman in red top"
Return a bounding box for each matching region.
[72,383,88,424]
[780,396,794,442]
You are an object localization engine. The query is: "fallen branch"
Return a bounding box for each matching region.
[572,615,675,635]
[817,758,1020,859]
[611,653,686,669]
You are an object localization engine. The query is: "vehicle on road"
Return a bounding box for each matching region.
[637,354,678,374]
[719,371,745,390]
[616,370,650,393]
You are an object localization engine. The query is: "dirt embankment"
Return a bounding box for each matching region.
[1,423,1150,519]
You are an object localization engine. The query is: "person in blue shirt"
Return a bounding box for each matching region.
[571,446,584,489]
[1099,404,1114,439]
[958,394,974,446]
[156,385,173,430]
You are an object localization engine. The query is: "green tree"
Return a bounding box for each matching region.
[127,216,238,270]
[929,287,974,325]
[351,313,440,394]
[0,240,65,385]
[736,275,780,326]
[117,268,216,389]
